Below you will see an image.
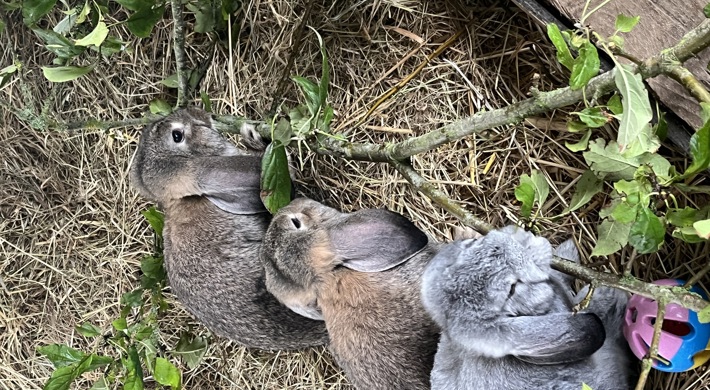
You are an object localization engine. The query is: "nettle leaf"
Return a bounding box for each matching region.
[43,365,75,390]
[629,208,665,253]
[174,333,208,370]
[141,255,166,289]
[575,107,608,128]
[607,94,623,115]
[149,99,172,115]
[123,347,144,390]
[592,218,632,256]
[32,28,86,59]
[615,14,640,33]
[562,170,603,214]
[141,206,164,236]
[127,5,165,38]
[569,42,600,90]
[42,65,95,82]
[154,358,181,389]
[546,23,574,71]
[260,142,292,214]
[74,21,109,47]
[565,129,592,152]
[694,219,710,239]
[76,323,102,337]
[583,139,670,181]
[614,64,659,156]
[681,102,710,178]
[23,0,58,25]
[121,289,143,308]
[38,344,85,368]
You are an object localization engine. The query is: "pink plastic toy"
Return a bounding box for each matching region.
[624,279,710,372]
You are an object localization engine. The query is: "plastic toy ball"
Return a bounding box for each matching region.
[623,279,710,373]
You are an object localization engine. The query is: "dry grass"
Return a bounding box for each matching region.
[1,0,709,389]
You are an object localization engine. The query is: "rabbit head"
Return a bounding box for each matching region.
[262,197,429,319]
[421,226,605,364]
[130,107,265,214]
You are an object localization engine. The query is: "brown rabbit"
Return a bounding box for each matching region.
[260,197,445,390]
[130,107,328,350]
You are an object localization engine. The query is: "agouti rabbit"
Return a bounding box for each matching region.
[260,197,445,390]
[421,225,632,390]
[130,107,328,350]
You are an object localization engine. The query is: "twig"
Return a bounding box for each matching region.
[684,261,710,288]
[572,282,596,313]
[623,248,637,277]
[390,159,493,234]
[267,0,316,117]
[634,299,668,390]
[551,258,708,313]
[665,64,710,105]
[170,0,189,108]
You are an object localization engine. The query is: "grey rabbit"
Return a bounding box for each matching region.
[130,107,328,350]
[260,197,465,390]
[421,225,632,390]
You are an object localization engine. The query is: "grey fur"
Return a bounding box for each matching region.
[129,108,328,350]
[421,225,632,390]
[260,198,441,390]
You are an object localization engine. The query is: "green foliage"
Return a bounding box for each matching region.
[42,65,95,82]
[614,14,640,33]
[569,42,600,90]
[514,170,549,220]
[546,23,573,71]
[614,64,659,156]
[39,208,201,389]
[260,120,293,214]
[562,170,603,215]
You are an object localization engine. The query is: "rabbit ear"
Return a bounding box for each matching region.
[506,313,605,364]
[329,209,428,272]
[193,155,266,214]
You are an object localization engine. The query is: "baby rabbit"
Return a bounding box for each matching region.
[130,107,328,350]
[421,225,632,390]
[260,197,443,390]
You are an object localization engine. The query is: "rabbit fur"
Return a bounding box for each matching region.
[260,197,459,390]
[130,107,328,350]
[421,225,632,390]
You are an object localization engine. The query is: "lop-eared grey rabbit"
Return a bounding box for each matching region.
[260,197,451,390]
[421,225,631,390]
[130,107,328,349]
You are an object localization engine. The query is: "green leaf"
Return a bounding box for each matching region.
[89,377,109,390]
[42,365,75,390]
[607,94,623,115]
[271,118,293,146]
[583,139,670,181]
[74,21,108,46]
[133,324,154,341]
[23,0,58,25]
[174,333,208,370]
[614,64,659,156]
[121,289,143,308]
[654,111,668,141]
[575,107,608,128]
[562,170,603,214]
[292,75,321,118]
[514,182,534,218]
[141,207,164,236]
[260,142,292,214]
[154,358,181,389]
[123,347,144,390]
[159,74,179,88]
[629,208,665,253]
[546,23,574,71]
[200,92,212,112]
[77,1,91,24]
[140,338,158,373]
[569,42,599,90]
[38,344,84,368]
[140,255,166,289]
[613,179,651,206]
[310,27,329,108]
[81,354,113,372]
[609,34,624,49]
[42,65,95,82]
[592,219,632,256]
[126,5,165,38]
[567,120,588,133]
[76,323,101,337]
[681,103,710,178]
[149,99,172,115]
[53,12,77,35]
[32,28,86,59]
[114,0,145,11]
[186,2,215,33]
[565,129,592,152]
[672,226,706,243]
[667,207,702,227]
[610,201,638,224]
[615,14,640,33]
[582,384,594,390]
[112,317,127,331]
[693,219,710,239]
[698,305,710,323]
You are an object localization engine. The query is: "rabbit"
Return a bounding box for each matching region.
[421,225,632,390]
[129,107,328,350]
[260,197,468,390]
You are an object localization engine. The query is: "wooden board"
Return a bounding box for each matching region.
[545,0,710,128]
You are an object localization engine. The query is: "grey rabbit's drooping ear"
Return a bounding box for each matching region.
[329,209,429,272]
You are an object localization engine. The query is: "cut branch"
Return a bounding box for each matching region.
[170,0,189,108]
[665,64,710,105]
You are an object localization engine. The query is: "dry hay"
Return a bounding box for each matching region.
[0,0,708,389]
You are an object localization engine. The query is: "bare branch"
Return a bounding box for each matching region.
[170,0,189,108]
[634,299,668,390]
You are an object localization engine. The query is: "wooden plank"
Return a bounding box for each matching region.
[546,0,710,128]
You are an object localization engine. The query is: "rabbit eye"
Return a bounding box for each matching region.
[290,217,302,229]
[172,130,184,143]
[507,281,518,299]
